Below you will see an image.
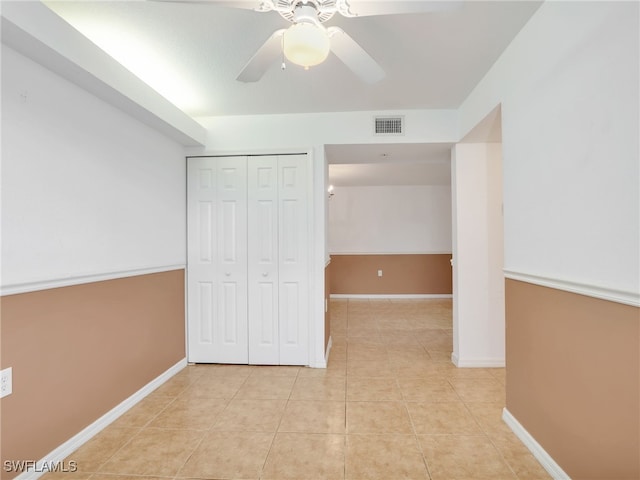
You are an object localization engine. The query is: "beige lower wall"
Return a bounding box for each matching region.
[505,279,639,479]
[0,270,186,479]
[329,254,452,295]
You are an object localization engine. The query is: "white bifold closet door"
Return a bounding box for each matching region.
[247,155,308,365]
[187,156,248,364]
[187,154,309,365]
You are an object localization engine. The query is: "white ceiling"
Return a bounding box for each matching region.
[42,0,538,186]
[44,0,542,118]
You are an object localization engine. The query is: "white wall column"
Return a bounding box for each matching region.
[451,143,505,367]
[310,144,328,368]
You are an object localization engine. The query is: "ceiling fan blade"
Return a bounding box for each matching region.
[148,0,264,10]
[328,27,385,84]
[236,29,285,82]
[340,1,463,17]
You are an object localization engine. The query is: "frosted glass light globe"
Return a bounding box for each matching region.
[283,23,330,69]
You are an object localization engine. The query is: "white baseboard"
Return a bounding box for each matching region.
[14,358,187,480]
[451,353,505,367]
[330,294,453,299]
[307,360,327,368]
[306,337,330,368]
[502,408,571,480]
[325,336,333,363]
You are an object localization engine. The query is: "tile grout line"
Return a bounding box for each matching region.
[408,406,435,480]
[90,389,185,476]
[399,364,434,480]
[94,371,212,478]
[156,369,245,479]
[173,366,255,479]
[256,367,302,479]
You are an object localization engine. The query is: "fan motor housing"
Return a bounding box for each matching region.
[278,0,336,23]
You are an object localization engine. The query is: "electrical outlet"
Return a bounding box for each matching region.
[1,367,13,398]
[377,270,383,277]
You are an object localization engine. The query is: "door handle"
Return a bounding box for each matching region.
[262,272,268,277]
[225,272,231,276]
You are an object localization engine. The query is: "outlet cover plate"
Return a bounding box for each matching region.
[1,367,13,398]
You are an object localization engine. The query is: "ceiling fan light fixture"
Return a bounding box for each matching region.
[283,22,330,69]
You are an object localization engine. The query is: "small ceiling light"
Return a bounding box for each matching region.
[283,22,330,69]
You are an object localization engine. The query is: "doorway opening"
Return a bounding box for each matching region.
[325,142,455,356]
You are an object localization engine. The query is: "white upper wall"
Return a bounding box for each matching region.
[459,1,639,298]
[1,45,187,291]
[5,0,636,302]
[1,1,206,146]
[192,109,458,153]
[329,185,452,254]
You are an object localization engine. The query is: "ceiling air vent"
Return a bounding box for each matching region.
[374,116,404,136]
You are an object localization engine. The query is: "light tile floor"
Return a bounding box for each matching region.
[46,299,551,480]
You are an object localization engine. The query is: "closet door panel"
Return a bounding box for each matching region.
[216,157,248,363]
[278,155,309,365]
[281,282,300,343]
[256,282,277,344]
[187,156,248,364]
[248,156,280,365]
[187,159,218,362]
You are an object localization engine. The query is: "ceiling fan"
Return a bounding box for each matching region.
[156,0,462,83]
